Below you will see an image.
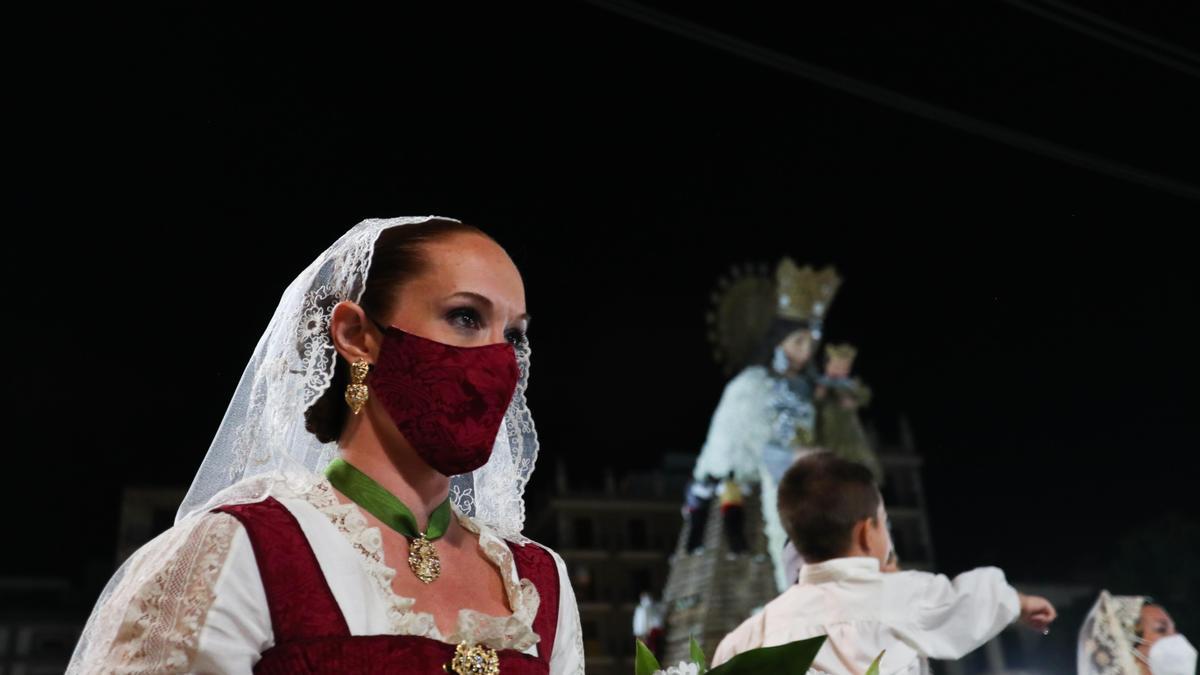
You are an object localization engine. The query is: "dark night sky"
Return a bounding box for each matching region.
[7,1,1199,605]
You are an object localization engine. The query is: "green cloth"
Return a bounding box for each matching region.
[324,458,452,540]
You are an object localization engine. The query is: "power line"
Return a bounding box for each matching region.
[583,0,1200,201]
[1002,0,1200,79]
[1011,0,1200,67]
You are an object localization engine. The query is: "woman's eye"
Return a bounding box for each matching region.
[505,329,527,346]
[448,308,483,330]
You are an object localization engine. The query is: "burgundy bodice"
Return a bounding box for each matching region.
[215,497,560,674]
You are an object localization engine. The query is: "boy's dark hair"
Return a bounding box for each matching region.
[777,453,881,562]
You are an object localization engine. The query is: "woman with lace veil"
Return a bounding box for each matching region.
[68,217,585,674]
[1078,590,1195,675]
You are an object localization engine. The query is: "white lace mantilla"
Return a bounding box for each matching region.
[1078,591,1145,675]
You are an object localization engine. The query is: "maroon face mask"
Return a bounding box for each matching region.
[368,325,519,476]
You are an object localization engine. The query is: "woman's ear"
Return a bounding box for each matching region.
[330,301,378,363]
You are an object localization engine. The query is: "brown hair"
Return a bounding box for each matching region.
[777,452,881,562]
[303,219,488,443]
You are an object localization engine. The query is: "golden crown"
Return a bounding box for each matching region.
[825,343,858,362]
[775,258,841,323]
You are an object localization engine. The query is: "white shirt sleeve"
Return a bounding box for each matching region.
[893,567,1021,660]
[192,525,274,674]
[547,548,586,675]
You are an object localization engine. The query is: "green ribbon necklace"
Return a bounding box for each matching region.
[325,458,452,583]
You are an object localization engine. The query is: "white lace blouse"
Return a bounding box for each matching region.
[81,478,585,674]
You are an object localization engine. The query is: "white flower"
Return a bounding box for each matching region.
[654,662,700,675]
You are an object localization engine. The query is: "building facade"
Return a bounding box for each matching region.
[527,456,693,675]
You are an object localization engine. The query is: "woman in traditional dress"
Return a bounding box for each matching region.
[69,217,584,674]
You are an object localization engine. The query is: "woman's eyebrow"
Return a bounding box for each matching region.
[447,291,493,309]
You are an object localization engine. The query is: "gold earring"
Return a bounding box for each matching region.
[344,359,370,415]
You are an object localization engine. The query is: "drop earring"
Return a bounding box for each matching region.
[344,359,370,415]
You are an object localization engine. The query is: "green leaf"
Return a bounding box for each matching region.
[635,639,662,675]
[865,650,885,675]
[689,636,709,673]
[707,635,826,675]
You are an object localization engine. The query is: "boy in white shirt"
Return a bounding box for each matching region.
[712,453,1056,674]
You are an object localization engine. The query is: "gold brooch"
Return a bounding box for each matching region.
[445,642,500,675]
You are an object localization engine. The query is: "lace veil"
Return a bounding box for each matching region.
[1077,590,1146,675]
[68,216,540,671]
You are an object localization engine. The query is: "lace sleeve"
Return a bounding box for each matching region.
[68,512,245,674]
[546,546,585,675]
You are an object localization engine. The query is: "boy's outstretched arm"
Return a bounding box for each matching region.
[894,567,1026,660]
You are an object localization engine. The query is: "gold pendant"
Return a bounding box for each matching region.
[445,642,500,675]
[408,535,441,584]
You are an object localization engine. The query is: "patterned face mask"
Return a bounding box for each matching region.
[369,324,518,476]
